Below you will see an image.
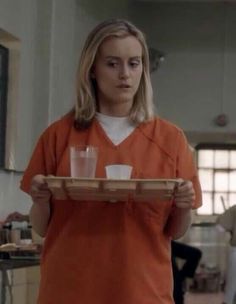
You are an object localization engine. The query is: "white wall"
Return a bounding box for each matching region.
[0,0,41,218]
[3,0,236,218]
[0,0,129,219]
[48,0,129,123]
[129,2,236,140]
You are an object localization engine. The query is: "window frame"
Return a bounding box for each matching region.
[196,143,236,215]
[0,44,9,168]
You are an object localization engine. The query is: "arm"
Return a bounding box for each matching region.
[165,180,195,239]
[29,175,51,237]
[20,116,73,235]
[164,129,202,239]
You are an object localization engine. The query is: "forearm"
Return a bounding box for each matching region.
[165,207,192,240]
[29,201,50,237]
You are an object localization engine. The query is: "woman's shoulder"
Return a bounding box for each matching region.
[49,111,74,130]
[155,116,182,133]
[42,111,74,137]
[138,116,187,158]
[140,116,184,140]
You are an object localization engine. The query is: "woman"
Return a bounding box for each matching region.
[20,19,202,304]
[217,205,236,304]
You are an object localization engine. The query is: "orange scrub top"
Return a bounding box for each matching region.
[20,112,202,304]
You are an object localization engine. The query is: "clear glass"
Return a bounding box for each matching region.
[229,193,236,207]
[197,148,236,215]
[198,150,213,168]
[70,145,98,178]
[197,192,212,215]
[230,151,236,168]
[229,170,236,191]
[214,150,229,168]
[214,171,228,191]
[198,169,213,191]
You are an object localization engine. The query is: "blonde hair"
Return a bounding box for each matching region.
[75,19,154,129]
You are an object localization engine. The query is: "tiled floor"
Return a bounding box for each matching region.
[185,292,224,304]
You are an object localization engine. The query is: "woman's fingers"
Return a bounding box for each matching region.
[174,180,195,208]
[29,174,51,204]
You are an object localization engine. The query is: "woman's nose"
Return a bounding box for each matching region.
[119,64,130,79]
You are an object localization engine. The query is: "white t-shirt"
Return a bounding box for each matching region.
[95,112,136,145]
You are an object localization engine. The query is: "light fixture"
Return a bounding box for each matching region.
[214,113,229,127]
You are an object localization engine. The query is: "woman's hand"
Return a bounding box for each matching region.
[29,174,51,204]
[174,180,195,209]
[29,175,51,237]
[165,180,195,239]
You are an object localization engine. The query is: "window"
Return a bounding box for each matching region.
[196,144,236,215]
[0,44,9,168]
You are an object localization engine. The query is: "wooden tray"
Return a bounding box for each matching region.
[44,177,182,202]
[0,243,38,252]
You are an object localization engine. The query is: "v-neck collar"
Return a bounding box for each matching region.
[94,118,139,149]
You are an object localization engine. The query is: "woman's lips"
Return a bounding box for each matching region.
[117,84,131,88]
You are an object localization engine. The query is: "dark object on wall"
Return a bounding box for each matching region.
[0,44,9,168]
[214,113,229,127]
[148,47,165,73]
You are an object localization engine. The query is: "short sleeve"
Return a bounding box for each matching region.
[176,130,202,209]
[20,127,57,194]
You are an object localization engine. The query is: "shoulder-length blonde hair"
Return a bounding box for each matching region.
[74,19,154,129]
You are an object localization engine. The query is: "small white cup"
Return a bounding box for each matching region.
[70,145,98,178]
[105,164,133,179]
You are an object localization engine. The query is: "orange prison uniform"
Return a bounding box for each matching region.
[20,112,202,304]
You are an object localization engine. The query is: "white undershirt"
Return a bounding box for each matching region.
[95,112,136,145]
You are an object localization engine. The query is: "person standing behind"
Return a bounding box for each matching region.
[4,212,29,223]
[20,19,202,304]
[217,204,236,304]
[0,212,29,229]
[172,240,202,304]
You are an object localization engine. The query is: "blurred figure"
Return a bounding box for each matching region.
[0,212,31,246]
[172,240,202,304]
[4,212,29,223]
[0,212,29,230]
[217,204,236,304]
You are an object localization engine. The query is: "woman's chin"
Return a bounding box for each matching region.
[115,93,134,103]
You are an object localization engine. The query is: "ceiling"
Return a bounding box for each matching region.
[134,0,236,3]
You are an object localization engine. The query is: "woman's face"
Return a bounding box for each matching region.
[92,35,143,116]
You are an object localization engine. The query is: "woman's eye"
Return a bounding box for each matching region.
[130,61,140,68]
[107,62,118,67]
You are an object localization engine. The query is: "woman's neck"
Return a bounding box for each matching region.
[97,95,133,117]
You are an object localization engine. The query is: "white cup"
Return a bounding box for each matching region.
[70,145,98,178]
[105,164,133,179]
